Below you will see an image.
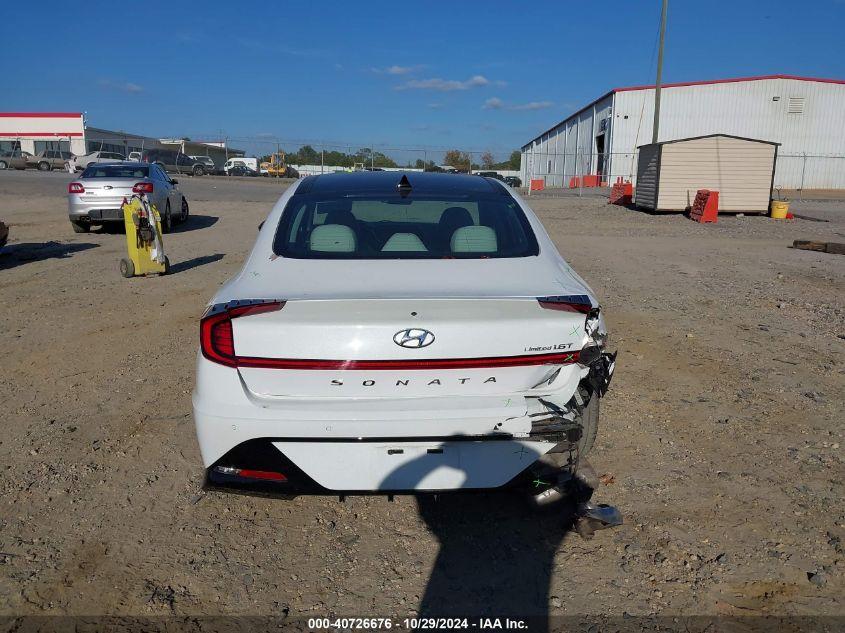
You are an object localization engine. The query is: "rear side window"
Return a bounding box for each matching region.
[82,165,149,179]
[273,192,539,259]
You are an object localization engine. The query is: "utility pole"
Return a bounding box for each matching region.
[652,0,668,144]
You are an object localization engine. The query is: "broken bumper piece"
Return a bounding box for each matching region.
[576,502,624,538]
[589,350,617,397]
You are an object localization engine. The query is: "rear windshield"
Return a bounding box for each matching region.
[81,165,149,179]
[272,192,539,259]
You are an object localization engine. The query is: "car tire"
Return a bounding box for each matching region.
[161,202,172,234]
[180,197,189,222]
[37,161,50,171]
[578,392,600,455]
[193,165,205,176]
[119,257,135,278]
[0,160,7,169]
[70,220,90,233]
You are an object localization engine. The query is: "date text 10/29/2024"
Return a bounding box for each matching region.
[308,618,528,630]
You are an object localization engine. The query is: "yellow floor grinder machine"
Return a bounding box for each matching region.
[119,194,170,277]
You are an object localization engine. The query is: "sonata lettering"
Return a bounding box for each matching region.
[330,377,498,387]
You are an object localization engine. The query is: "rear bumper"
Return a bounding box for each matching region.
[68,209,124,222]
[69,198,123,221]
[68,193,166,222]
[204,436,568,497]
[192,352,611,495]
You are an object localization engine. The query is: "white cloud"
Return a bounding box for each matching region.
[372,64,423,75]
[397,74,492,92]
[510,100,553,111]
[99,80,143,94]
[482,98,552,111]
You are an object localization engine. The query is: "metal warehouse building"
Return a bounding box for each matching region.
[0,112,243,168]
[520,75,845,190]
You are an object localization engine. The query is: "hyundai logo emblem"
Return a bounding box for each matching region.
[393,328,435,349]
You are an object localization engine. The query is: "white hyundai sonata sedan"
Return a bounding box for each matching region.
[193,172,615,500]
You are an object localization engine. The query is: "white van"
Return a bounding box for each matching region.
[224,157,258,174]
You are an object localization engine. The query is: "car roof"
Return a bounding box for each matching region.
[297,171,506,195]
[83,161,149,169]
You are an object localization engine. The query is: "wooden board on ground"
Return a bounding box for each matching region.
[792,240,845,255]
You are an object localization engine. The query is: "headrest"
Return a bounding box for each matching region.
[451,226,497,253]
[325,208,356,227]
[381,233,428,252]
[310,224,357,252]
[439,206,473,230]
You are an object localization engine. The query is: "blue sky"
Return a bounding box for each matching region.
[3,0,844,162]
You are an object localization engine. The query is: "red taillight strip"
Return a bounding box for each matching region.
[234,350,580,371]
[200,300,285,367]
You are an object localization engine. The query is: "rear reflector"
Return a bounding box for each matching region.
[537,295,594,314]
[214,466,287,481]
[240,469,286,481]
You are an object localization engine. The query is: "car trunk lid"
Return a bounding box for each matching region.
[78,179,138,206]
[231,298,589,398]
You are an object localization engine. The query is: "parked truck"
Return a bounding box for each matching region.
[224,157,259,175]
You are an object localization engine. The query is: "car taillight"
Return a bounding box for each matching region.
[537,295,594,314]
[200,300,285,367]
[68,182,85,194]
[132,182,154,194]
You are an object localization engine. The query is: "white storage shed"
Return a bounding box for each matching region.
[634,134,778,213]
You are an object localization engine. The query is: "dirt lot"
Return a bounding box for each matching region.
[1,171,843,626]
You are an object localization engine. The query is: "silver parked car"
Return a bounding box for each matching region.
[71,150,127,171]
[67,162,189,234]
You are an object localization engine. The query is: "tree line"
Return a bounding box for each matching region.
[262,146,521,172]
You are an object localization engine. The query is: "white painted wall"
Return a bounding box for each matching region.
[522,77,845,189]
[610,78,845,188]
[0,113,86,155]
[521,94,613,187]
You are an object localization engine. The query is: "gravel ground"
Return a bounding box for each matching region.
[0,171,843,626]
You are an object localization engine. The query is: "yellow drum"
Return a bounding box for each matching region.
[770,200,790,219]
